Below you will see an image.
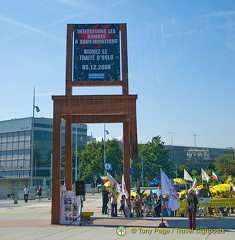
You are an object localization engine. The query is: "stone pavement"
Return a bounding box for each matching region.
[0,193,235,240]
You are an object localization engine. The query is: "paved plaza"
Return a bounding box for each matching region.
[0,193,235,240]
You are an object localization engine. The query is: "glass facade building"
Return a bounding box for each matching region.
[0,117,88,181]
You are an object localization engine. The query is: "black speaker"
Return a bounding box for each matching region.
[75,180,86,195]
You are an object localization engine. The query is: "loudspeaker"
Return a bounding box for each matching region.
[75,180,86,195]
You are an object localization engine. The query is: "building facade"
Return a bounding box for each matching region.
[0,117,88,188]
[164,145,234,172]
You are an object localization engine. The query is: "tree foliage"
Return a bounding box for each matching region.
[177,164,188,178]
[77,136,235,186]
[132,136,174,183]
[79,139,123,183]
[214,154,235,176]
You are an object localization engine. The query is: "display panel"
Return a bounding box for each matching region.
[73,24,120,81]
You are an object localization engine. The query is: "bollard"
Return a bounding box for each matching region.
[14,199,18,204]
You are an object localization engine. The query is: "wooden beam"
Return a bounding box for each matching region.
[52,95,137,116]
[65,24,74,96]
[120,24,129,95]
[72,81,122,87]
[65,121,72,190]
[62,115,127,123]
[51,111,61,224]
[123,120,131,199]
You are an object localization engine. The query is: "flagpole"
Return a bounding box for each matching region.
[158,203,167,227]
[159,169,167,227]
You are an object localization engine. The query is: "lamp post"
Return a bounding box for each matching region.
[103,123,109,175]
[74,124,79,181]
[168,132,177,177]
[141,154,144,187]
[30,87,40,189]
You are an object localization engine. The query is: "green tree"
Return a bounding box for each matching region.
[79,139,123,183]
[132,136,173,184]
[79,141,104,183]
[214,154,235,176]
[105,139,123,181]
[191,169,198,177]
[177,164,188,178]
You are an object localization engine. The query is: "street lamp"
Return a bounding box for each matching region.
[168,132,177,177]
[103,123,109,174]
[141,154,144,187]
[30,87,40,189]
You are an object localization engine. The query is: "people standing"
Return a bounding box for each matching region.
[119,194,127,217]
[154,196,162,217]
[198,183,212,216]
[133,194,142,217]
[23,186,30,203]
[101,186,109,214]
[187,188,198,229]
[110,192,117,217]
[143,195,154,217]
[136,187,145,199]
[37,185,42,202]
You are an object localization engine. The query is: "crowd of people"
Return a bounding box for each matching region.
[101,186,162,218]
[101,183,234,227]
[180,184,234,218]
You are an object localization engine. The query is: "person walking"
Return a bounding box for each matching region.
[187,188,198,229]
[37,185,42,202]
[23,186,30,203]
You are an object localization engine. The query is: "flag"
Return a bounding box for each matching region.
[184,169,193,182]
[103,163,112,171]
[212,170,219,181]
[201,168,210,182]
[98,173,109,183]
[107,172,121,198]
[192,176,198,188]
[122,175,129,199]
[160,170,180,211]
[149,175,159,186]
[225,176,233,184]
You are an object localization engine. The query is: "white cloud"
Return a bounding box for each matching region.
[56,0,96,10]
[201,11,235,18]
[0,14,64,42]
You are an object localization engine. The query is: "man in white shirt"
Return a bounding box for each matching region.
[23,186,30,203]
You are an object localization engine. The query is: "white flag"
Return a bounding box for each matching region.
[160,170,180,211]
[201,168,210,183]
[122,175,129,199]
[183,169,193,182]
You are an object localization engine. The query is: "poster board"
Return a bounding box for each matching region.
[73,24,120,82]
[162,198,174,217]
[60,191,81,225]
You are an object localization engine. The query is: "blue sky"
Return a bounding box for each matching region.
[1,0,235,148]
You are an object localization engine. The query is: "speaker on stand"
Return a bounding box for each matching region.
[75,180,86,196]
[73,180,89,226]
